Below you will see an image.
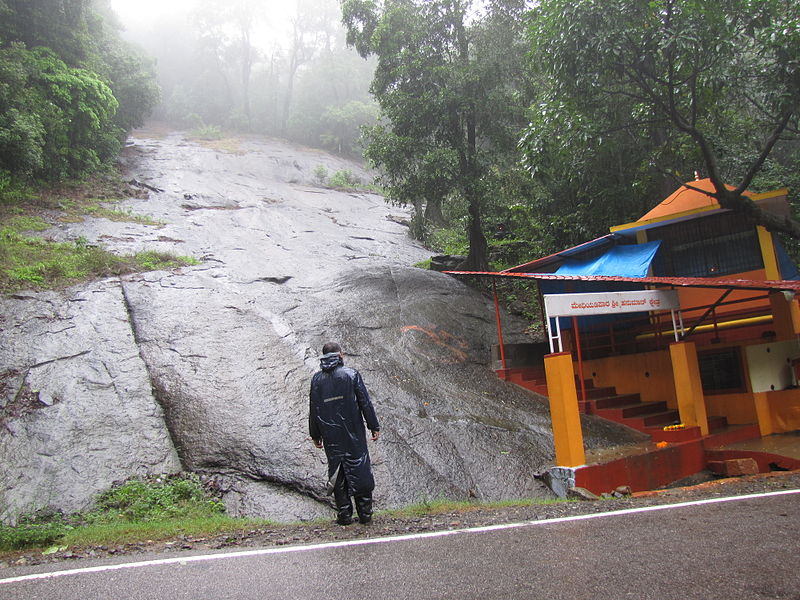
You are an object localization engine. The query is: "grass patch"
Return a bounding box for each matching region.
[60,515,266,548]
[380,496,569,519]
[189,124,223,141]
[186,126,245,155]
[194,137,245,155]
[0,481,573,556]
[79,202,161,226]
[313,166,383,194]
[4,215,50,232]
[0,176,199,294]
[0,474,268,554]
[55,196,163,226]
[414,258,432,269]
[0,230,198,293]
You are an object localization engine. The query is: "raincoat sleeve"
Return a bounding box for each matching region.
[308,378,321,441]
[353,370,380,432]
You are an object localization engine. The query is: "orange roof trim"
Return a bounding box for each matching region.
[637,178,747,222]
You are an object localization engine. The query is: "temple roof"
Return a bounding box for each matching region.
[636,178,744,221]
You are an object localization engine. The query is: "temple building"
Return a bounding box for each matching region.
[451,179,800,493]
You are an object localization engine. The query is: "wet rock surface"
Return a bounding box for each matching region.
[1,130,644,525]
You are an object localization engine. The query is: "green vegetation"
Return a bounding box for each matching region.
[522,0,800,246]
[87,475,225,523]
[342,0,800,271]
[0,1,160,191]
[328,169,361,190]
[0,230,197,292]
[313,166,382,194]
[56,196,163,226]
[313,165,329,185]
[0,181,197,293]
[189,124,224,141]
[136,1,377,158]
[0,475,573,555]
[414,258,432,270]
[0,474,259,553]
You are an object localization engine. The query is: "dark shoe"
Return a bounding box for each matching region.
[336,515,353,526]
[359,515,372,525]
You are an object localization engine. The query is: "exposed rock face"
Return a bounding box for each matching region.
[0,282,181,523]
[0,131,643,524]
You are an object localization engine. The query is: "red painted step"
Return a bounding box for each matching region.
[592,394,643,410]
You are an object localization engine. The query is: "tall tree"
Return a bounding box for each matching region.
[281,0,340,136]
[192,0,264,129]
[522,0,800,238]
[342,0,530,270]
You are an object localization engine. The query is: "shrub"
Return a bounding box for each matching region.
[87,474,225,523]
[0,513,70,551]
[0,45,121,181]
[313,165,328,184]
[329,169,361,189]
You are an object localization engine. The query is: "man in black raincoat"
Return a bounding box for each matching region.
[309,342,380,525]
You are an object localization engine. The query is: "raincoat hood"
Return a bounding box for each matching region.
[320,352,343,371]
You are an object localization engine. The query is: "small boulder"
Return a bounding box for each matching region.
[567,486,600,501]
[708,458,759,477]
[429,255,467,272]
[612,485,632,498]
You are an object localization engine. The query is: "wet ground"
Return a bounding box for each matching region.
[2,469,798,572]
[584,431,800,464]
[720,430,800,459]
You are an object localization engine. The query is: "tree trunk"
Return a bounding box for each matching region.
[424,196,446,227]
[461,186,488,271]
[452,0,487,271]
[240,24,253,130]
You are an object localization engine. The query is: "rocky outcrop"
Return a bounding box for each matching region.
[0,131,644,524]
[0,282,180,524]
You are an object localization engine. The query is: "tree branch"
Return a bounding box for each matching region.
[735,109,794,195]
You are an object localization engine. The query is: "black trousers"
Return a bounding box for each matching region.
[333,470,372,523]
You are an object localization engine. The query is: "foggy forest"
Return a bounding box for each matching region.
[1,0,799,281]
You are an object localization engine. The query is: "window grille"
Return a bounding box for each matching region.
[650,212,763,277]
[698,347,745,394]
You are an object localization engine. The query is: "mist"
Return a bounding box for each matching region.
[110,0,378,158]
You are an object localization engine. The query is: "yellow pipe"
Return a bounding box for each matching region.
[636,314,773,340]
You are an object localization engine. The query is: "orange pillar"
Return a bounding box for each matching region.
[769,291,800,340]
[753,392,774,436]
[669,342,709,436]
[544,352,586,467]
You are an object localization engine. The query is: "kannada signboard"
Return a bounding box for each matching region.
[544,289,680,318]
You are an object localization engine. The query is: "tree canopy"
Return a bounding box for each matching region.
[342,0,532,269]
[0,0,160,183]
[522,0,800,239]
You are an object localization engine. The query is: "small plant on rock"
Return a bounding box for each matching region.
[313,165,329,184]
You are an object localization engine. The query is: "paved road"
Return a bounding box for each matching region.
[2,491,798,600]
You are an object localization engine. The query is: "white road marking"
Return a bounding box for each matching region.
[2,488,798,585]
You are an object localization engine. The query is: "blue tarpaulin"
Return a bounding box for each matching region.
[545,241,662,331]
[775,238,800,280]
[555,240,662,277]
